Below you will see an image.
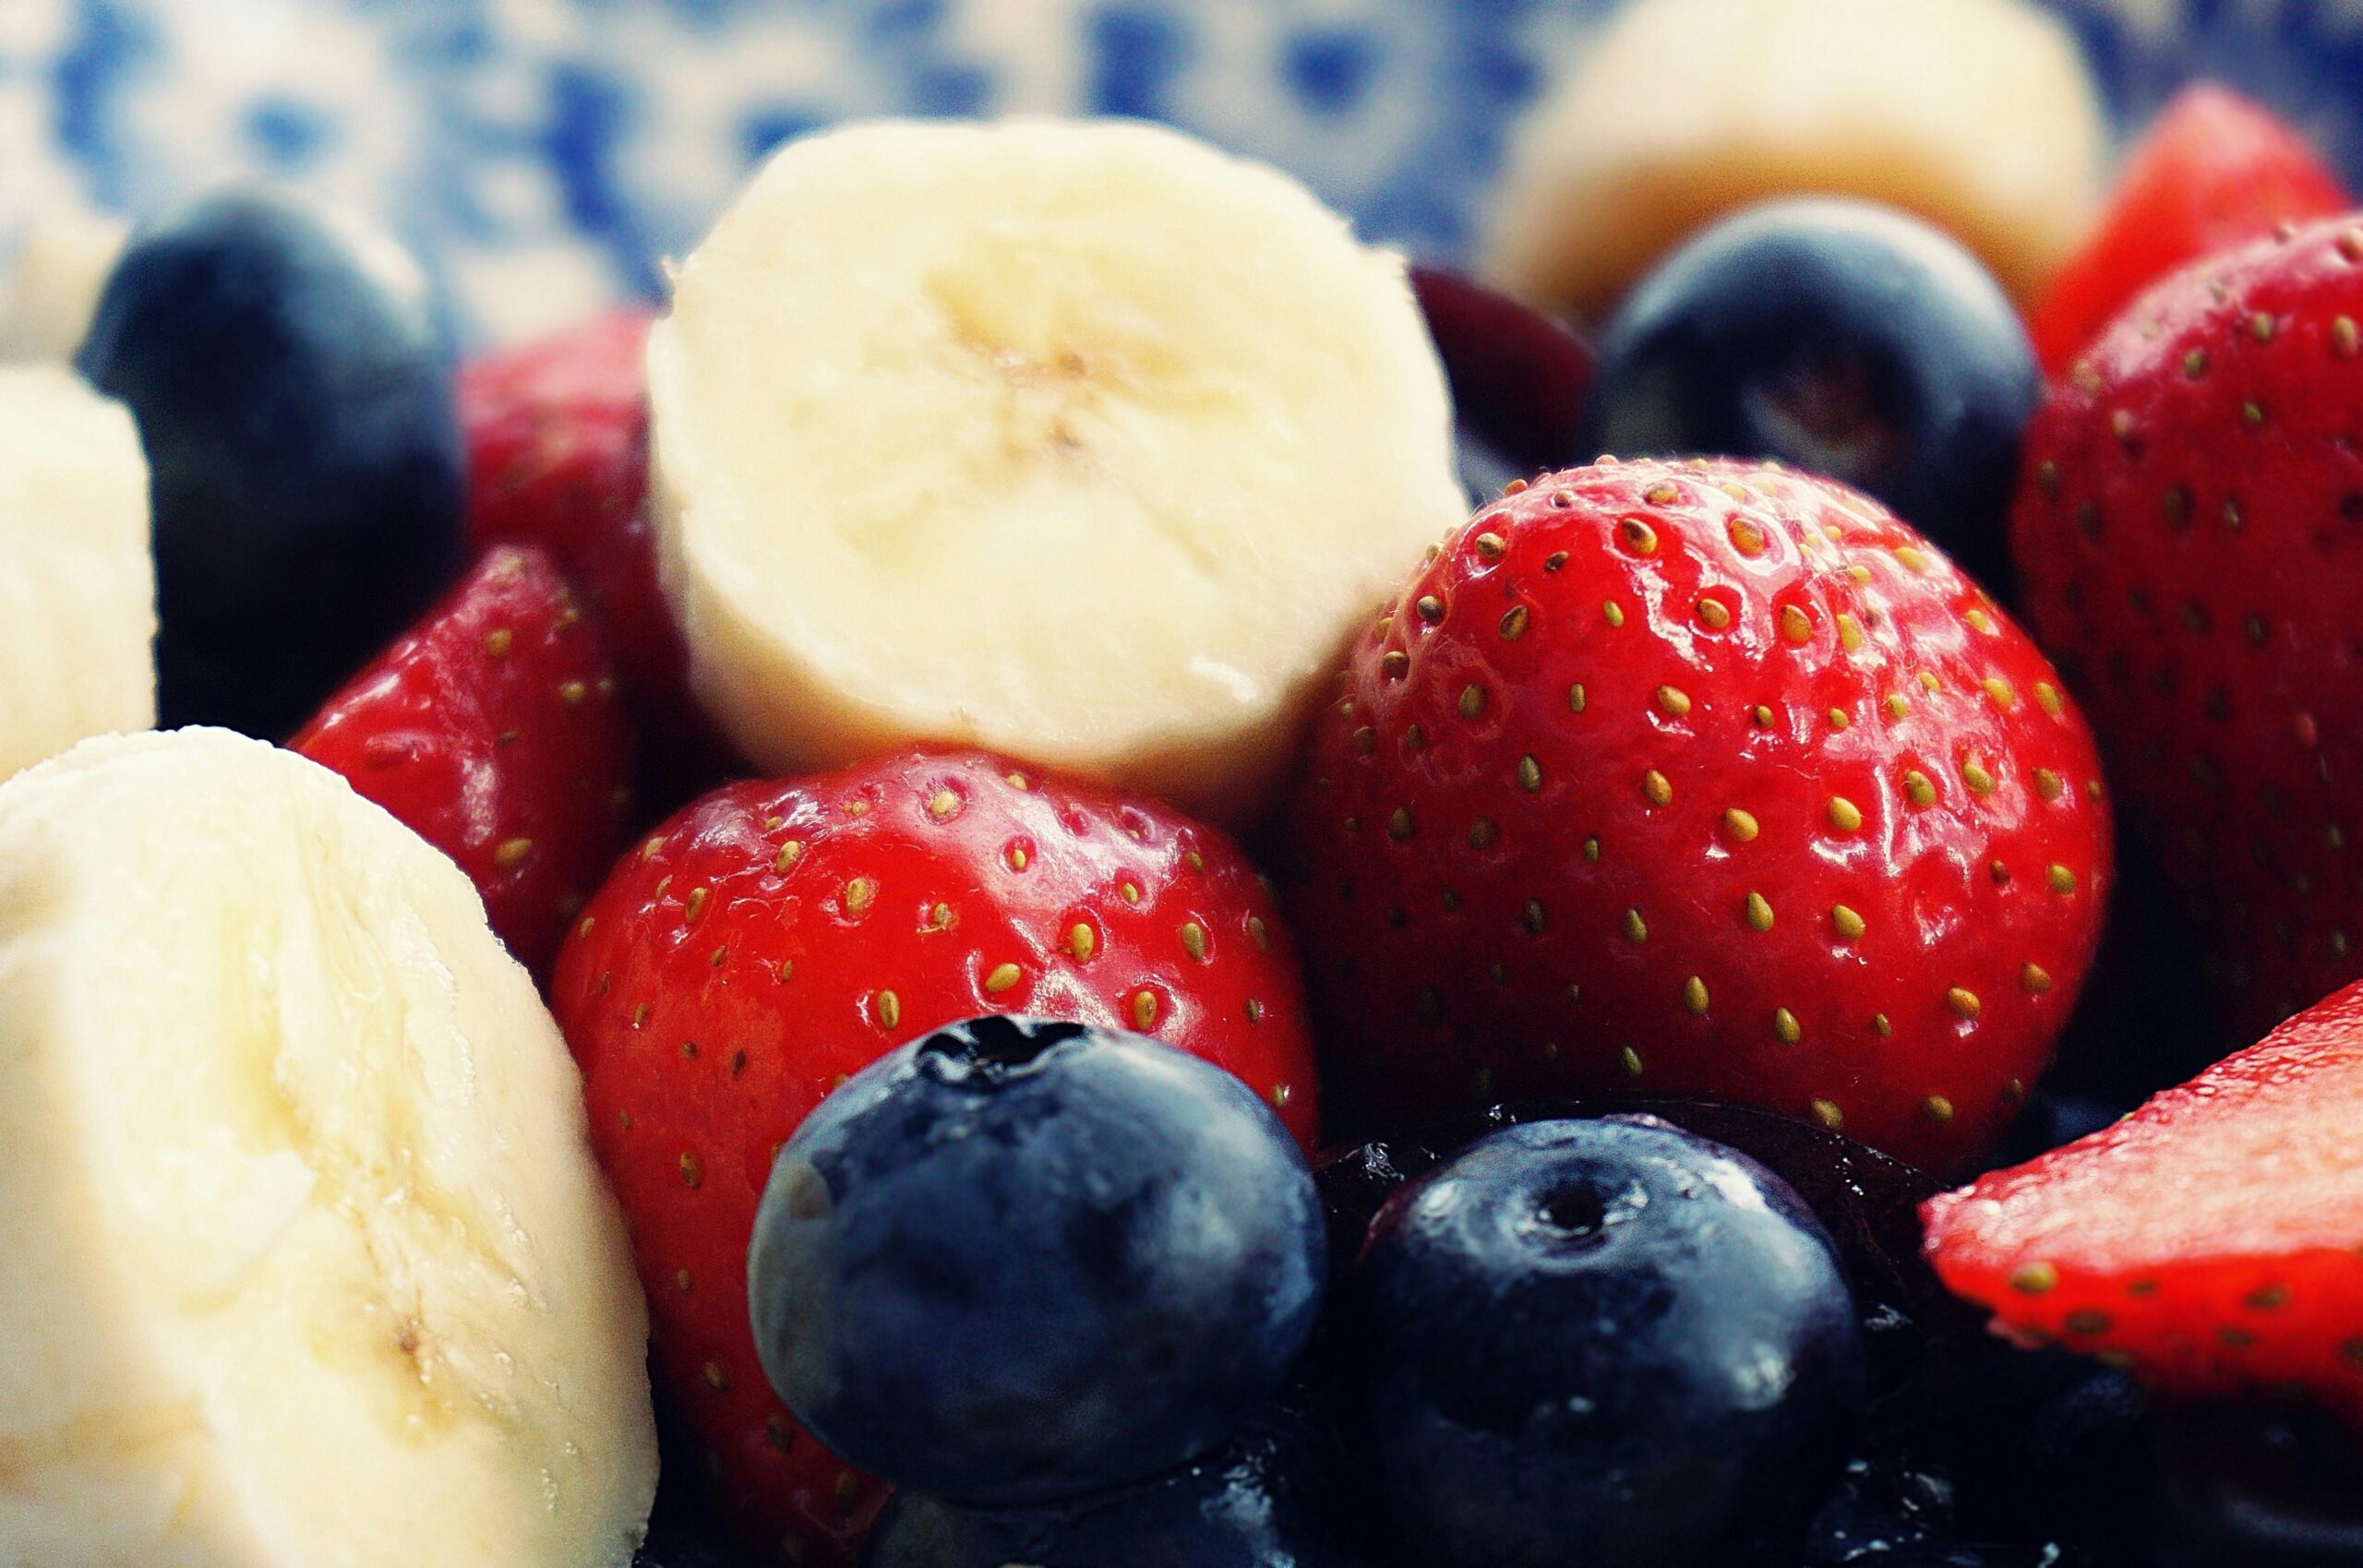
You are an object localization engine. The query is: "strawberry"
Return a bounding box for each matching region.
[460,313,673,692]
[458,310,738,801]
[549,748,1318,1563]
[2028,84,2349,377]
[2010,216,2363,1043]
[1923,976,2363,1424]
[1286,457,2111,1171]
[292,544,634,976]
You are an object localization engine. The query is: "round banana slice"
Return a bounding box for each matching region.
[0,730,656,1568]
[1483,0,2109,319]
[0,211,126,365]
[649,116,1464,830]
[0,365,155,779]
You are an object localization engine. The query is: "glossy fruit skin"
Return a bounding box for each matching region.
[553,749,1317,1562]
[1344,1115,1864,1568]
[1924,977,2363,1424]
[292,544,634,976]
[1576,199,2040,589]
[457,310,738,809]
[1311,1098,2127,1568]
[2029,84,2351,377]
[2011,217,2363,1043]
[858,1403,1372,1568]
[78,185,462,739]
[750,1016,1327,1506]
[1287,457,2112,1171]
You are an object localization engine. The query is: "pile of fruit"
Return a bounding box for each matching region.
[4,0,2363,1562]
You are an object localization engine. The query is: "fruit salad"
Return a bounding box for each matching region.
[5,0,2363,1563]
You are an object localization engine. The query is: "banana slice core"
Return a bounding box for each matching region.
[650,116,1464,828]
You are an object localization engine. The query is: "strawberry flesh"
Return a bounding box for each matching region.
[1924,976,2363,1424]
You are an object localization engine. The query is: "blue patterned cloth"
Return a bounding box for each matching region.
[5,0,2363,343]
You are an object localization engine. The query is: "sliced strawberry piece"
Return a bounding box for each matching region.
[1925,977,2363,1423]
[2011,216,2363,1043]
[2029,84,2350,377]
[1287,457,2112,1171]
[550,748,1318,1563]
[292,544,634,976]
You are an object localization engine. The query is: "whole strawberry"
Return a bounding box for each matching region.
[461,314,672,693]
[1925,976,2363,1424]
[2027,84,2350,377]
[2010,216,2363,1041]
[551,748,1317,1563]
[292,544,634,976]
[1287,457,2111,1170]
[459,311,737,803]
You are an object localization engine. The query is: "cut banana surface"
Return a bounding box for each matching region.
[649,116,1465,830]
[0,731,656,1568]
[0,212,126,365]
[1483,0,2108,319]
[0,366,155,780]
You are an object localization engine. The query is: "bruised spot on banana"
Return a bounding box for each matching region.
[0,365,155,779]
[648,116,1467,833]
[0,730,657,1568]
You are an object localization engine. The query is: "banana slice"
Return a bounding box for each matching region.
[0,212,126,364]
[648,116,1464,830]
[1483,0,2107,319]
[0,366,155,778]
[0,731,656,1567]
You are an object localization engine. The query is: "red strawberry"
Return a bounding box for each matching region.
[1286,457,2112,1171]
[2029,84,2349,377]
[1924,976,2363,1423]
[459,311,738,801]
[460,313,674,692]
[550,748,1318,1564]
[292,544,634,976]
[2010,216,2363,1043]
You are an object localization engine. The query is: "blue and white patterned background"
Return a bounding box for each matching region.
[6,0,2363,345]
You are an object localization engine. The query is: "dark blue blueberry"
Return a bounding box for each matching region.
[631,1523,755,1567]
[1576,198,2039,592]
[77,185,462,738]
[860,1403,1373,1568]
[2150,1405,2363,1567]
[1347,1115,1865,1568]
[749,1015,1326,1506]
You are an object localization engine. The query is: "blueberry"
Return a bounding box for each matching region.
[1346,1115,1865,1568]
[860,1403,1374,1568]
[631,1523,756,1567]
[1576,198,2039,591]
[2149,1405,2363,1567]
[748,1015,1326,1506]
[78,185,463,738]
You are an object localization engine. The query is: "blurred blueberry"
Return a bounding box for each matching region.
[749,1014,1326,1506]
[860,1402,1373,1568]
[1576,198,2039,592]
[78,184,462,737]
